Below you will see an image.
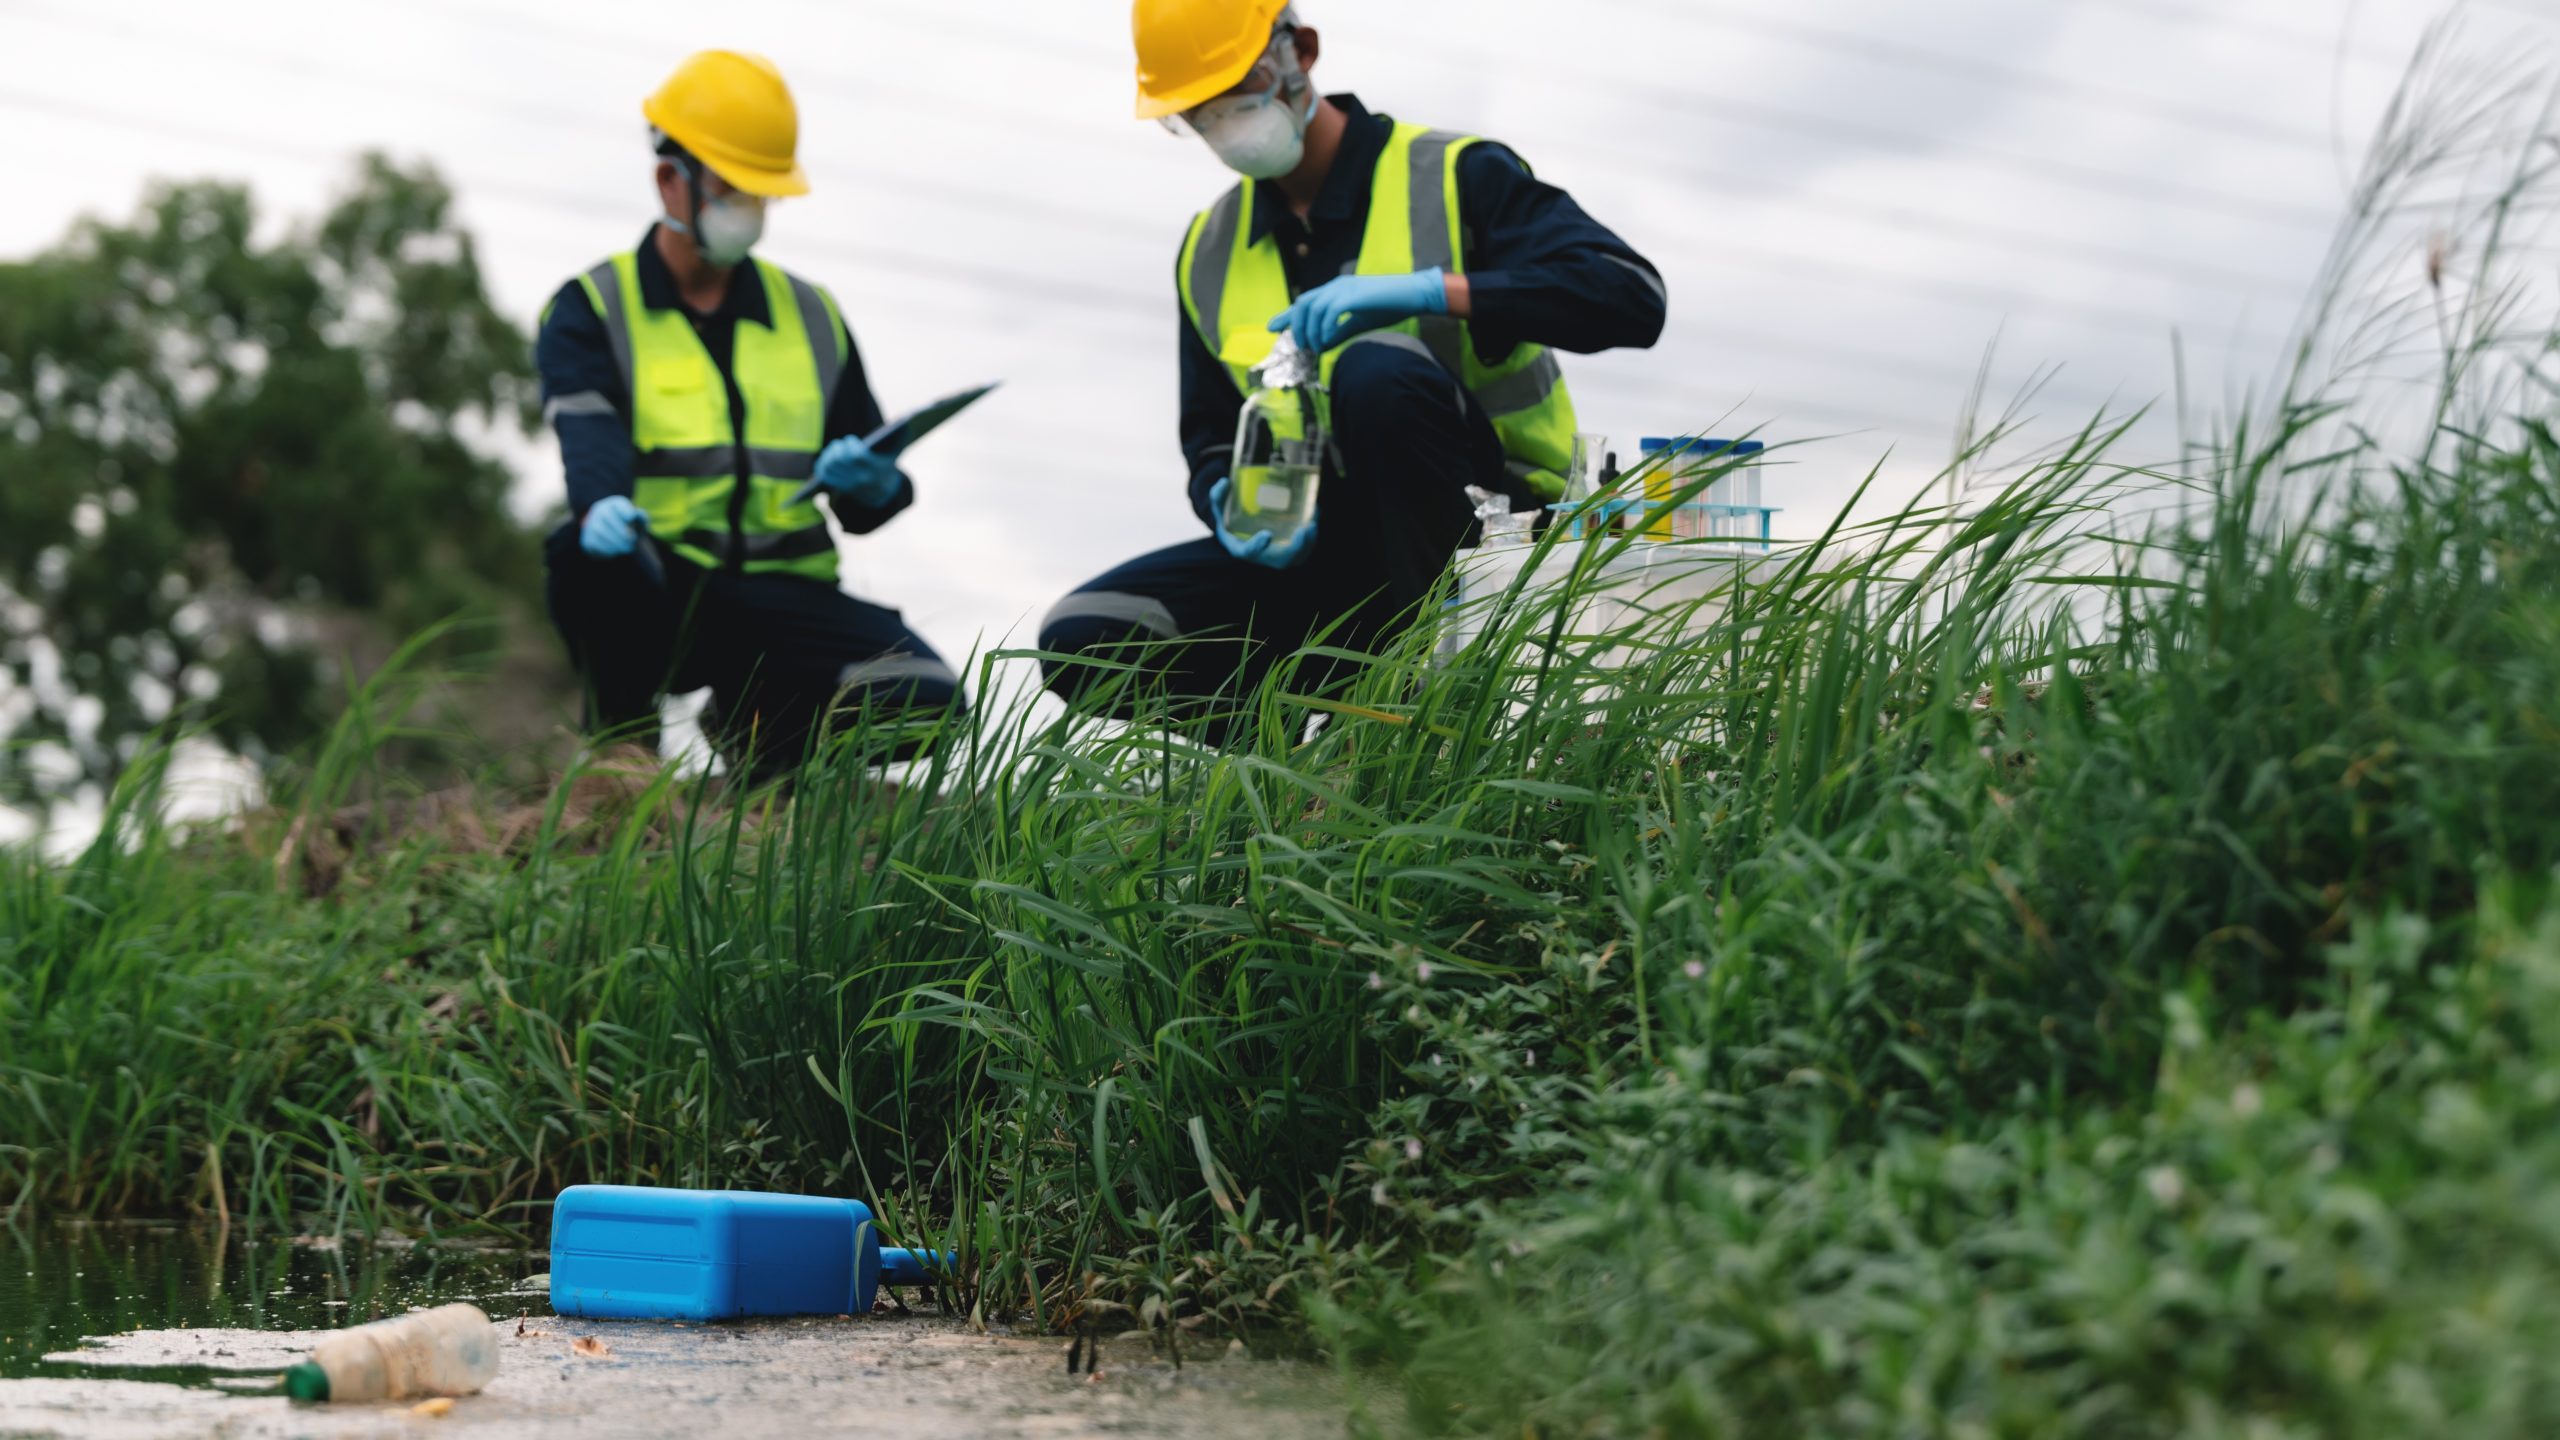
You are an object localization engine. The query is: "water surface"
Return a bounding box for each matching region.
[0,1223,542,1387]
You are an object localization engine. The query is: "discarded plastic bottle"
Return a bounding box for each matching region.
[282,1303,498,1403]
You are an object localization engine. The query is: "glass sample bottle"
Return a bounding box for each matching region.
[1222,334,1327,545]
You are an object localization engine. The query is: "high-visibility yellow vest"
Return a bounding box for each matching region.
[1177,121,1581,501]
[573,252,846,582]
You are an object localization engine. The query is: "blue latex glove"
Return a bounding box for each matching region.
[1269,268,1448,355]
[812,434,905,507]
[1209,476,1317,570]
[580,495,649,558]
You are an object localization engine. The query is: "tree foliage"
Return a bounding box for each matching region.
[0,153,543,808]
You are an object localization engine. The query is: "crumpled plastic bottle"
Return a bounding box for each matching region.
[282,1304,499,1404]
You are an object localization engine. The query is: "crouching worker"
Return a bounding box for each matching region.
[1037,1,1665,734]
[541,50,965,774]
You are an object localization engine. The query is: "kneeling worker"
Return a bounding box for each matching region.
[541,50,964,771]
[1039,2,1666,728]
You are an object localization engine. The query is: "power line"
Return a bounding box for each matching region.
[1662,235,2293,351]
[0,78,2277,449]
[1572,356,2002,439]
[2471,0,2560,21]
[1360,22,2347,233]
[2,11,2302,451]
[415,0,2352,237]
[392,0,1143,154]
[89,0,2353,311]
[3,7,2320,364]
[11,0,1166,250]
[1535,142,2310,296]
[2,78,1994,454]
[2072,0,2414,68]
[461,0,2328,320]
[1651,325,2131,415]
[0,88,1168,329]
[1592,0,2345,154]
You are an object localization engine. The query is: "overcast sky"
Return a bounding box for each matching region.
[3,0,2551,840]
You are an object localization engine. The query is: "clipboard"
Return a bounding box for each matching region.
[788,382,1001,508]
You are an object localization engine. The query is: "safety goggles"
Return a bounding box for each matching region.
[664,148,773,213]
[1158,30,1302,138]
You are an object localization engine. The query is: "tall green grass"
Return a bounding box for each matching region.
[7,30,2560,1434]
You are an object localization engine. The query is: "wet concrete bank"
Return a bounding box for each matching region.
[0,1227,1351,1438]
[8,1312,1347,1439]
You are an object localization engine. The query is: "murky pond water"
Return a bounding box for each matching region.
[0,1223,542,1387]
[0,1225,1354,1439]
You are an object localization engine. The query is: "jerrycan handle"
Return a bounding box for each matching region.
[880,1248,950,1286]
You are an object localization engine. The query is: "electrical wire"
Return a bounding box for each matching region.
[1588,0,2350,154]
[1,4,2321,365]
[1355,20,2349,232]
[2070,0,2414,67]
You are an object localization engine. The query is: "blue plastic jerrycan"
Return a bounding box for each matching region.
[549,1184,946,1321]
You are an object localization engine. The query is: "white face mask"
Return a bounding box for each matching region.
[689,195,766,267]
[1200,90,1319,180]
[663,162,767,267]
[1182,37,1319,181]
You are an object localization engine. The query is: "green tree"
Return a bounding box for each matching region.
[0,153,551,810]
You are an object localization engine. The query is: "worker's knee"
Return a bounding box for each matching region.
[1037,589,1187,708]
[836,652,968,719]
[1329,339,1464,440]
[1038,591,1180,672]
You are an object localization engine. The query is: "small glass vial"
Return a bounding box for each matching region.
[1223,335,1327,545]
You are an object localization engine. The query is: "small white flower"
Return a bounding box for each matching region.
[1683,960,1706,980]
[1403,1138,1423,1161]
[2232,1084,2264,1119]
[1370,1182,1389,1206]
[1367,970,1384,991]
[1416,962,1435,983]
[1523,1049,1536,1067]
[2144,1165,2187,1207]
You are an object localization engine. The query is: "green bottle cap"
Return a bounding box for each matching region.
[282,1361,331,1402]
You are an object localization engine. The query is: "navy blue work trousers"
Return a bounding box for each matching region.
[543,523,964,770]
[1037,341,1511,730]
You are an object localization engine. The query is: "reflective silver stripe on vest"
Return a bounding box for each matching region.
[1042,590,1183,641]
[637,446,821,483]
[1471,350,1564,418]
[837,653,962,691]
[1187,186,1246,361]
[1406,130,1472,382]
[585,260,634,390]
[675,525,835,564]
[783,272,845,405]
[545,391,618,424]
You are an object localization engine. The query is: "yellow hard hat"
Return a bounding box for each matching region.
[643,50,811,198]
[1132,0,1294,121]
